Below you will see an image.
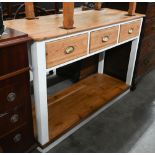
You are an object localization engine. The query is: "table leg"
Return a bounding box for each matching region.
[31,42,49,145]
[126,38,140,85]
[98,52,105,74]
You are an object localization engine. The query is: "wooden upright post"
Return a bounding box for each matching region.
[128,2,137,16]
[25,2,35,19]
[95,2,102,10]
[63,2,74,29]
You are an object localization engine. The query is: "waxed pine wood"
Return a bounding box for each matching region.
[46,33,88,68]
[4,8,144,41]
[44,73,129,140]
[119,20,141,42]
[63,2,74,29]
[128,2,137,16]
[25,2,35,19]
[90,26,119,53]
[95,3,102,10]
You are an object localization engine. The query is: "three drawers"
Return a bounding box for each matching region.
[46,34,88,68]
[119,20,141,42]
[90,26,119,53]
[45,20,141,68]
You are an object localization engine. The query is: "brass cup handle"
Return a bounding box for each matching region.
[65,46,74,54]
[7,92,16,102]
[128,28,134,34]
[102,36,109,42]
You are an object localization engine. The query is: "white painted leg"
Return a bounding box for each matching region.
[126,38,140,85]
[31,42,49,145]
[98,52,105,74]
[126,18,143,85]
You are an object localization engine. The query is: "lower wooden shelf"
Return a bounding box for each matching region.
[47,73,129,141]
[33,73,129,143]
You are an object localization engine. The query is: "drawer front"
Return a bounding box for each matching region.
[0,43,28,77]
[0,105,26,137]
[46,34,88,68]
[0,123,34,153]
[90,26,119,53]
[0,72,30,113]
[119,20,141,42]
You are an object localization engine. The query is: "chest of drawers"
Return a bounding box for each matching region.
[0,28,35,152]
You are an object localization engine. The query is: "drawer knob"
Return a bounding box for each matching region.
[128,28,134,34]
[13,134,22,143]
[102,36,109,42]
[7,92,16,102]
[10,114,19,123]
[65,46,74,54]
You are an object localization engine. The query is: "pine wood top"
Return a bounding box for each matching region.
[4,8,144,41]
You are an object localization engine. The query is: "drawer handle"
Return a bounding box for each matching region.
[10,114,19,123]
[13,134,22,143]
[102,36,109,42]
[128,28,134,34]
[65,46,74,54]
[7,92,16,102]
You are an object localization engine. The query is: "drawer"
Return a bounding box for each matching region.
[90,26,119,53]
[46,34,88,68]
[0,105,26,137]
[0,43,29,77]
[0,72,30,113]
[119,20,141,42]
[0,123,34,153]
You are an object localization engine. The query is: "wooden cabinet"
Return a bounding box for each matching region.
[0,28,35,152]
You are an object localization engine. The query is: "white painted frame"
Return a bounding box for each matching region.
[30,18,143,148]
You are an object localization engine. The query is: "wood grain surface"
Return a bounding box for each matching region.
[63,2,74,29]
[25,2,35,19]
[128,2,137,16]
[119,20,141,42]
[90,26,119,53]
[46,33,88,68]
[32,73,129,141]
[4,8,144,41]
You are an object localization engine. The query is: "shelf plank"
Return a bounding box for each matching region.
[46,73,129,141]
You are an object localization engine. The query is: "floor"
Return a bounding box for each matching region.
[34,69,155,153]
